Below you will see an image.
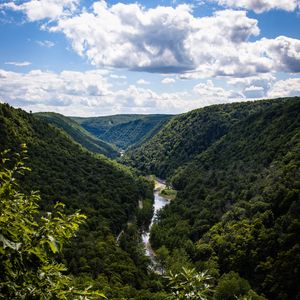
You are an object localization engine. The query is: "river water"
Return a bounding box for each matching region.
[142,180,169,265]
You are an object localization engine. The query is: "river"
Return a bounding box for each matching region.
[142,179,169,267]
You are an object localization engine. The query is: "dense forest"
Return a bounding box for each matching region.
[1,98,299,299]
[35,112,119,158]
[72,114,173,149]
[128,97,300,300]
[0,103,170,299]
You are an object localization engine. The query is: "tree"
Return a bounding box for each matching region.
[166,267,214,300]
[0,145,105,299]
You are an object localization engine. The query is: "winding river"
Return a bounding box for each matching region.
[142,179,169,266]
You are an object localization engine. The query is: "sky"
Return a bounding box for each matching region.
[0,0,300,116]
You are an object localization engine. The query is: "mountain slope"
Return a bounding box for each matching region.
[126,100,277,178]
[72,114,173,149]
[0,103,165,299]
[35,112,119,158]
[146,97,300,299]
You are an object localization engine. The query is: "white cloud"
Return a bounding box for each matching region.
[5,61,32,67]
[1,0,79,21]
[37,40,55,47]
[0,68,200,115]
[48,4,268,76]
[260,36,300,73]
[3,2,300,78]
[110,74,127,79]
[211,0,299,13]
[227,73,275,87]
[1,68,298,116]
[51,3,300,77]
[267,78,300,98]
[193,80,244,103]
[227,73,276,98]
[137,79,150,85]
[162,77,175,84]
[0,69,111,110]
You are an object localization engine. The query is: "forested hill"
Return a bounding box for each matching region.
[72,114,173,149]
[0,103,167,299]
[125,99,282,178]
[35,112,119,158]
[129,97,300,299]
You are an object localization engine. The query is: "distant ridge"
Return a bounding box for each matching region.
[35,112,119,158]
[72,114,173,149]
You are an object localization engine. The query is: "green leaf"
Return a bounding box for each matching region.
[47,235,58,253]
[0,234,22,251]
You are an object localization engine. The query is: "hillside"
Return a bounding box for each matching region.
[125,100,279,178]
[35,112,119,158]
[138,97,300,299]
[0,103,168,299]
[72,114,173,149]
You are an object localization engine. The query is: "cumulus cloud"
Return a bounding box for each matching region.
[0,68,202,115]
[162,77,175,84]
[267,78,300,98]
[193,80,244,104]
[211,0,299,13]
[48,3,270,75]
[0,69,111,110]
[227,73,276,98]
[5,61,31,67]
[3,1,300,77]
[137,79,150,85]
[0,0,79,21]
[260,36,300,73]
[53,2,300,76]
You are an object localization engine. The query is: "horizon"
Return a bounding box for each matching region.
[1,0,300,116]
[3,96,294,118]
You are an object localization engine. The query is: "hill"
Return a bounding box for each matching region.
[128,97,300,299]
[35,112,119,158]
[0,103,168,299]
[72,114,173,149]
[125,100,276,178]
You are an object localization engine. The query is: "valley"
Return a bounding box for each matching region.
[1,97,299,299]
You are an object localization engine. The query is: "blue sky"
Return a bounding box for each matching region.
[0,0,300,116]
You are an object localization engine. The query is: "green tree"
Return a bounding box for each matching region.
[0,146,105,299]
[214,272,266,300]
[166,267,214,300]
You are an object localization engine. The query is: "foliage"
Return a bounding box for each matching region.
[35,112,118,158]
[126,99,278,178]
[160,188,177,200]
[130,97,300,299]
[166,267,214,300]
[214,272,261,300]
[0,103,166,299]
[72,114,173,150]
[0,146,105,299]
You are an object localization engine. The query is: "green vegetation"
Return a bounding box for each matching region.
[160,187,177,200]
[166,267,214,300]
[0,103,169,299]
[129,97,300,299]
[72,114,173,149]
[35,112,118,158]
[125,99,277,178]
[0,146,105,299]
[2,97,299,299]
